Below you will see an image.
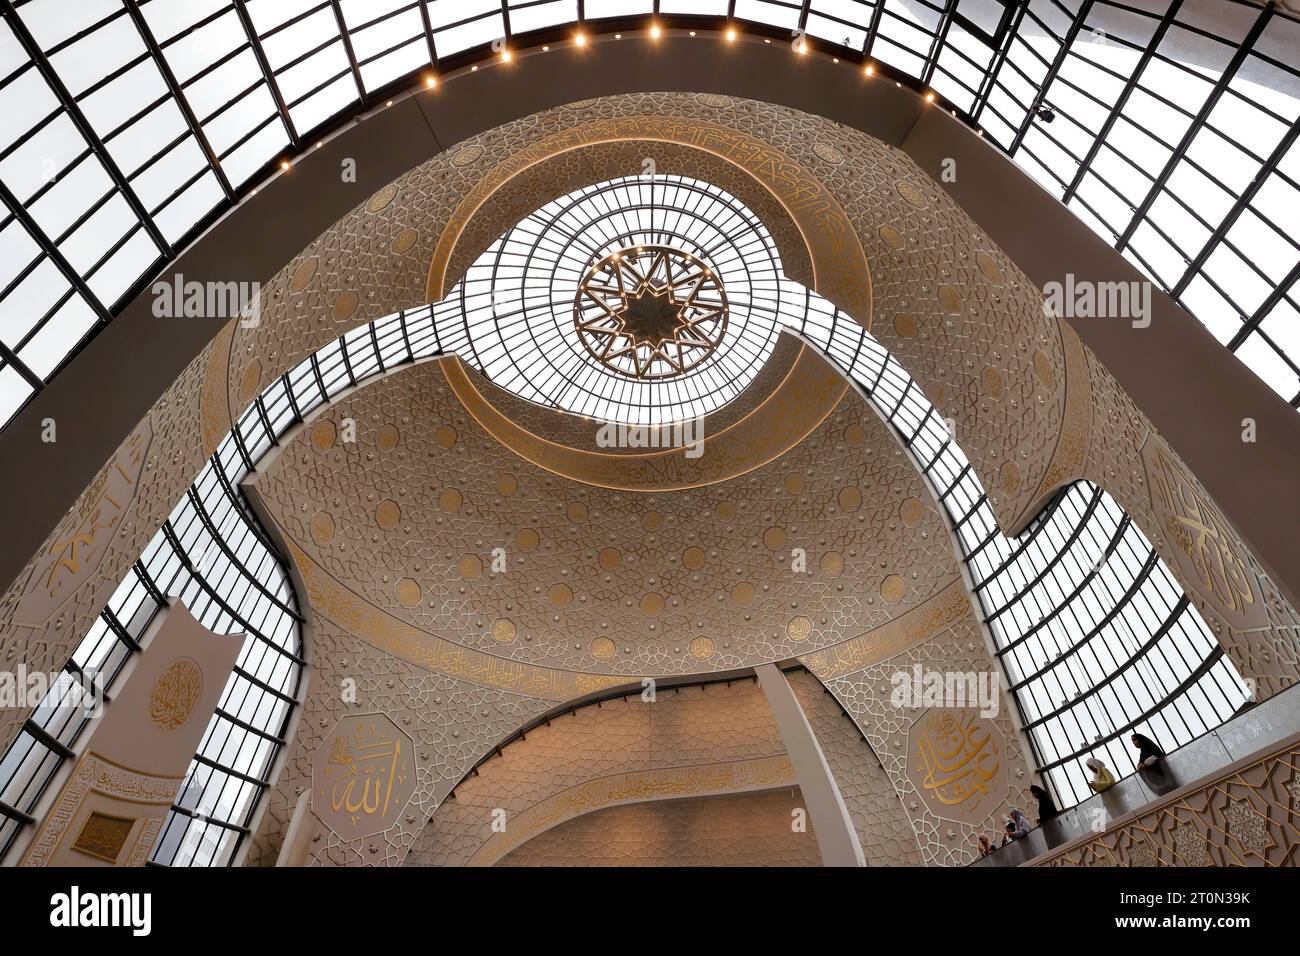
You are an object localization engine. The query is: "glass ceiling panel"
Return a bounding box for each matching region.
[0,0,1295,432]
[509,1,582,34]
[585,0,655,19]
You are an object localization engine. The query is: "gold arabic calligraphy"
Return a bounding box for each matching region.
[319,719,413,828]
[15,421,152,626]
[914,710,1002,809]
[1149,446,1257,619]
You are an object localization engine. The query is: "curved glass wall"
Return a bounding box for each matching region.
[1,1,1297,430]
[0,398,305,866]
[783,287,1250,807]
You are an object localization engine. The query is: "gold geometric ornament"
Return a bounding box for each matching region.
[574,245,728,380]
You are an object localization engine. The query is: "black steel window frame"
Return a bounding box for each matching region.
[2,1,1298,429]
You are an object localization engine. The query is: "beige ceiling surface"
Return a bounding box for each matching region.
[494,790,821,868]
[247,344,1033,865]
[253,356,958,678]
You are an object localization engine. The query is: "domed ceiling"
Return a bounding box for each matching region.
[1,83,1296,871]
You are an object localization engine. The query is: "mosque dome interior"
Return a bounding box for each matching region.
[0,0,1297,894]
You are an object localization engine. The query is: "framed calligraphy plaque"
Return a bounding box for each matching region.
[906,708,1007,827]
[312,713,418,839]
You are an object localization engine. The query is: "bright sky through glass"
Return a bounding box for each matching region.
[1,0,1297,432]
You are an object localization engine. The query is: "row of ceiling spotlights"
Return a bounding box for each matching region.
[265,23,953,181]
[424,25,938,101]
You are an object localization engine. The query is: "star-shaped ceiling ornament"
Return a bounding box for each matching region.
[574,246,729,380]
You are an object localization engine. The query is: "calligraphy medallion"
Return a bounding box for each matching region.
[906,708,1007,827]
[313,713,418,839]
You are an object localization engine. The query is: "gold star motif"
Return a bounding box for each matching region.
[574,246,728,380]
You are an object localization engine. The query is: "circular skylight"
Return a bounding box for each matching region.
[453,175,788,426]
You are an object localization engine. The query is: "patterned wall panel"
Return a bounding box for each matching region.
[0,335,226,757]
[22,606,242,866]
[243,612,552,867]
[788,669,925,866]
[497,789,821,867]
[795,595,1029,863]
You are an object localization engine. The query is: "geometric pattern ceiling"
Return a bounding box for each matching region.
[0,144,1256,863]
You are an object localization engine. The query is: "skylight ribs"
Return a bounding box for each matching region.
[1060,0,1182,205]
[123,1,235,202]
[870,0,946,78]
[1114,3,1272,251]
[1000,0,1300,403]
[0,2,1295,429]
[4,3,168,234]
[247,0,360,135]
[232,0,301,150]
[427,0,506,58]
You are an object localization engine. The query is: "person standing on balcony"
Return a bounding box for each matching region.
[1029,783,1059,824]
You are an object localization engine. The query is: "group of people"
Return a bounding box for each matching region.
[977,733,1166,858]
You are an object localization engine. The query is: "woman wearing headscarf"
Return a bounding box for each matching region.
[1130,732,1165,770]
[1006,807,1032,840]
[1086,756,1116,792]
[1029,783,1058,823]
